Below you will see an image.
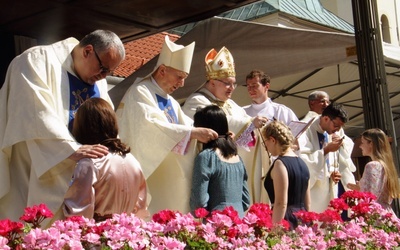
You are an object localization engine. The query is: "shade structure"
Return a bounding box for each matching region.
[110,17,400,139]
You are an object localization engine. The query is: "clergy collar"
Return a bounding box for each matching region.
[251,98,272,111]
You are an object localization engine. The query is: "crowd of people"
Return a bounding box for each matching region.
[0,30,399,230]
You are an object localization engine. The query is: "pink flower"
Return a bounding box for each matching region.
[2,192,400,249]
[0,236,10,250]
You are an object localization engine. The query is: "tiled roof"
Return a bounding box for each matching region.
[112,32,180,78]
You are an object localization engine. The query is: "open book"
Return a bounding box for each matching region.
[287,117,315,138]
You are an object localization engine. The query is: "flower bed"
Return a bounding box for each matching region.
[1,191,399,249]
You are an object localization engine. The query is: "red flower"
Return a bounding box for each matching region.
[19,203,53,223]
[248,203,273,216]
[340,190,376,205]
[66,216,86,224]
[19,206,38,223]
[278,219,290,230]
[293,210,319,224]
[318,209,342,223]
[0,219,13,236]
[247,203,274,228]
[227,227,238,238]
[0,219,22,237]
[194,208,209,218]
[37,203,53,218]
[329,198,349,211]
[210,206,242,224]
[91,221,110,235]
[152,209,179,224]
[351,202,372,216]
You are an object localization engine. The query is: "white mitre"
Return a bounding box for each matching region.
[155,35,195,74]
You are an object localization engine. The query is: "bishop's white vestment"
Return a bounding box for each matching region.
[116,76,197,215]
[0,38,112,226]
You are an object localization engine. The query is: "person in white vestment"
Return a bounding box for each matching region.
[243,70,298,124]
[63,98,149,221]
[301,91,356,215]
[182,47,268,205]
[0,30,125,226]
[242,70,299,204]
[301,90,330,123]
[298,103,356,213]
[116,36,218,215]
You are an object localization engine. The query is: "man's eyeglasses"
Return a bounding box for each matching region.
[215,79,237,88]
[93,49,112,74]
[329,117,343,129]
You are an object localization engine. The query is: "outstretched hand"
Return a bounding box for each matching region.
[68,144,109,162]
[253,116,268,129]
[347,181,360,191]
[191,127,218,143]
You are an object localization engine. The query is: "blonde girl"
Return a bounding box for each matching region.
[262,120,311,229]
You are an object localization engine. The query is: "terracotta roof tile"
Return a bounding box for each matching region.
[112,32,180,78]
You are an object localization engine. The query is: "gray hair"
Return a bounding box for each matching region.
[308,90,329,101]
[79,30,125,60]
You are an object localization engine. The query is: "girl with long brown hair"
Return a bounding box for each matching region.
[348,128,400,215]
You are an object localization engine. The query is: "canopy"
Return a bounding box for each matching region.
[110,17,400,139]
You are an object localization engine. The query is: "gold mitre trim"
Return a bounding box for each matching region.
[205,46,236,80]
[155,35,195,74]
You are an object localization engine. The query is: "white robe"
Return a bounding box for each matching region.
[243,98,299,125]
[0,38,112,226]
[298,116,356,213]
[182,88,265,204]
[242,98,299,204]
[116,76,197,215]
[301,111,319,122]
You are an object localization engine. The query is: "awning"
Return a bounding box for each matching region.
[110,17,400,139]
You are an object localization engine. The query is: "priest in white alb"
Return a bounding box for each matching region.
[116,36,218,215]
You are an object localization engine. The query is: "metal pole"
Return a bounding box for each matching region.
[351,0,400,217]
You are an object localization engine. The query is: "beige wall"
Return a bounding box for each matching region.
[377,0,400,45]
[321,0,400,46]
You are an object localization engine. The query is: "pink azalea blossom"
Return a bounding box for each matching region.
[1,191,400,249]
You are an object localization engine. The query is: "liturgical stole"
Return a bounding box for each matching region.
[68,72,100,131]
